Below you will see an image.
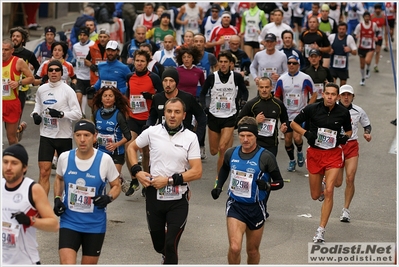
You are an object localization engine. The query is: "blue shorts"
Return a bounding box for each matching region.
[226,197,267,230]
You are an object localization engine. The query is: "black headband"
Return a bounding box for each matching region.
[74,120,96,134]
[237,124,258,137]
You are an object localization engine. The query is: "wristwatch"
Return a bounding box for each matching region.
[18,80,22,86]
[60,111,64,118]
[108,194,114,202]
[30,216,36,226]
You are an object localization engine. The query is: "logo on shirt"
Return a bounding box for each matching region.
[246,168,255,174]
[13,193,23,204]
[43,99,57,105]
[68,170,78,175]
[246,160,257,166]
[106,121,115,125]
[86,173,96,178]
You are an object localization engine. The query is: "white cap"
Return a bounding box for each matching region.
[339,84,354,95]
[106,40,119,50]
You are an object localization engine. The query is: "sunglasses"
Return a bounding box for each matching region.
[287,62,299,65]
[48,68,62,72]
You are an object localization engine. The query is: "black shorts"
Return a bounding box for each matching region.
[110,153,125,165]
[127,117,147,135]
[375,39,383,47]
[226,197,267,230]
[207,113,236,133]
[38,136,72,162]
[358,48,374,58]
[75,79,91,94]
[329,68,349,80]
[244,41,260,49]
[292,16,303,26]
[59,228,105,256]
[388,19,395,28]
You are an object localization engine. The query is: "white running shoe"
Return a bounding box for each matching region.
[340,208,351,222]
[313,226,325,243]
[318,181,325,202]
[200,146,207,160]
[360,79,365,86]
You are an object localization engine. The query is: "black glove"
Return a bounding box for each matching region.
[53,198,66,216]
[256,180,271,191]
[11,211,31,226]
[304,131,316,145]
[70,83,76,90]
[239,99,247,110]
[351,6,357,12]
[41,75,49,85]
[48,108,63,118]
[337,135,349,145]
[90,64,98,72]
[141,92,153,100]
[211,188,222,200]
[141,124,150,132]
[92,195,112,209]
[87,87,96,99]
[33,113,42,125]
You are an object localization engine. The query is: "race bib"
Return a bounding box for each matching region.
[361,37,372,49]
[43,112,60,131]
[157,185,187,200]
[187,19,199,31]
[315,127,337,149]
[68,183,96,213]
[2,221,20,250]
[285,93,300,108]
[77,57,85,69]
[246,25,257,37]
[314,83,324,99]
[101,80,117,88]
[258,118,276,137]
[130,95,148,114]
[333,55,347,68]
[260,67,277,79]
[2,78,11,97]
[97,133,114,146]
[215,96,233,113]
[304,44,312,57]
[221,35,232,50]
[229,169,253,198]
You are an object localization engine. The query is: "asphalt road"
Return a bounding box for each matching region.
[3,11,397,265]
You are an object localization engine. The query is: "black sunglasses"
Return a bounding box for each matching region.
[48,68,62,72]
[287,62,299,65]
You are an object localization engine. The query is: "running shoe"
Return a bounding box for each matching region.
[340,208,351,223]
[287,160,296,172]
[384,47,389,52]
[138,155,142,165]
[16,121,27,141]
[52,156,58,170]
[365,69,370,79]
[120,177,130,194]
[374,66,379,73]
[360,79,365,86]
[313,226,325,243]
[318,181,325,202]
[297,151,304,167]
[125,181,140,196]
[200,146,207,160]
[141,187,146,197]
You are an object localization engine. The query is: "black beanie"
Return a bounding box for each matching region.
[162,67,179,86]
[3,144,29,166]
[47,60,63,75]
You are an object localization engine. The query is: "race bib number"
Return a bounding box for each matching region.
[333,55,347,68]
[285,93,300,108]
[130,95,148,114]
[187,19,199,30]
[221,35,232,50]
[77,57,85,69]
[157,185,187,200]
[304,44,312,57]
[361,37,372,49]
[43,112,59,131]
[314,83,324,99]
[97,133,114,146]
[68,183,96,213]
[315,127,337,149]
[95,59,105,76]
[246,25,257,37]
[101,80,117,89]
[215,96,233,113]
[258,118,276,137]
[229,170,253,198]
[2,78,11,97]
[260,67,277,78]
[2,221,20,249]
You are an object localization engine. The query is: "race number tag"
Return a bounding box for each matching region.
[258,118,276,137]
[97,133,114,146]
[68,183,96,213]
[285,93,300,108]
[101,80,117,88]
[130,95,148,114]
[314,83,324,99]
[315,127,337,149]
[2,221,20,249]
[333,55,347,68]
[229,170,253,198]
[157,185,186,200]
[2,78,11,97]
[43,112,60,131]
[260,67,277,78]
[304,44,312,57]
[246,25,257,37]
[360,37,372,49]
[215,96,232,113]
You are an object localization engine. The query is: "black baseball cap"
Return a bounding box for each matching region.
[264,33,276,42]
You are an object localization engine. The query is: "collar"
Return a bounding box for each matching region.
[288,71,300,77]
[182,64,194,70]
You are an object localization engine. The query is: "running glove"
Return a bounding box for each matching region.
[337,135,349,145]
[92,195,112,209]
[211,188,222,200]
[304,131,316,145]
[47,108,63,118]
[11,211,31,226]
[90,64,98,72]
[141,92,153,100]
[86,87,96,99]
[32,113,42,125]
[54,198,66,216]
[256,180,271,191]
